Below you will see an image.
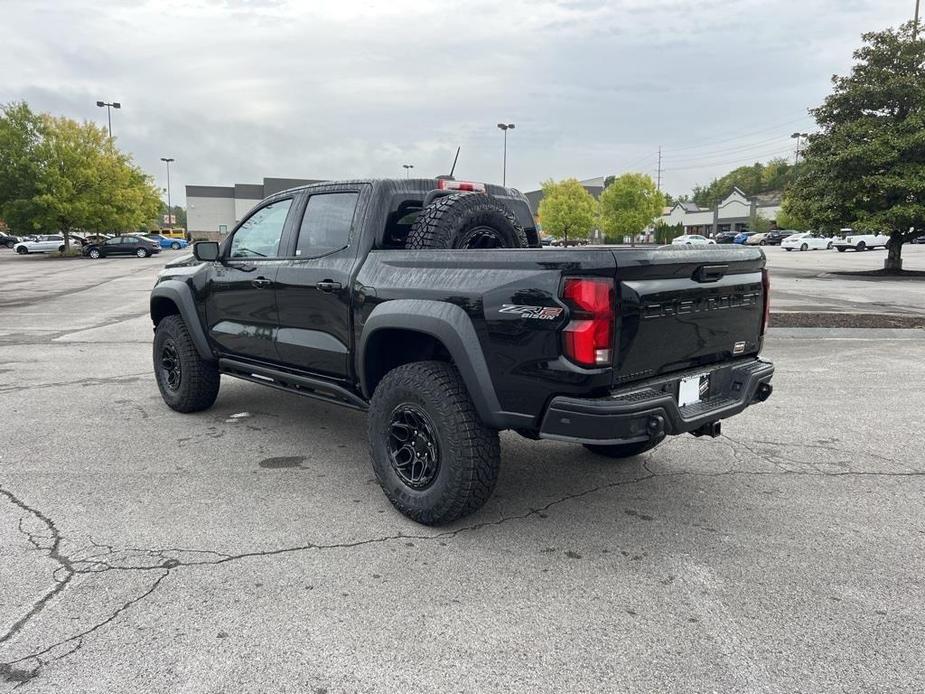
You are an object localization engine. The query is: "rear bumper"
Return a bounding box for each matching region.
[538,358,774,445]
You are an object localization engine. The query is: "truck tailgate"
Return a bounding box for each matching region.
[610,247,766,386]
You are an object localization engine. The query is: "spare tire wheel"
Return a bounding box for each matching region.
[404,192,528,249]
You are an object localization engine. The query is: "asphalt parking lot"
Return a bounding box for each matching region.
[1,249,923,692]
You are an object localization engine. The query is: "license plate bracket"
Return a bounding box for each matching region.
[678,373,710,407]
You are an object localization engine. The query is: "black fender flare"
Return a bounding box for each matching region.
[150,280,214,361]
[358,300,510,429]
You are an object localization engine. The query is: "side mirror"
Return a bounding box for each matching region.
[194,241,220,262]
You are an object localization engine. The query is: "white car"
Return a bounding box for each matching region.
[671,234,716,246]
[781,232,833,251]
[832,231,890,252]
[13,235,71,255]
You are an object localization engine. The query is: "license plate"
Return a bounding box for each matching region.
[678,373,709,407]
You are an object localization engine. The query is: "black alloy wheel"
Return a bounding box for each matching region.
[387,404,440,489]
[159,339,182,392]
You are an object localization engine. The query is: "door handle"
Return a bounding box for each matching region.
[316,280,342,293]
[251,277,273,289]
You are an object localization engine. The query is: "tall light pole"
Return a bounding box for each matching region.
[914,0,921,38]
[96,100,121,139]
[402,163,414,178]
[497,122,515,187]
[791,132,809,164]
[160,157,174,228]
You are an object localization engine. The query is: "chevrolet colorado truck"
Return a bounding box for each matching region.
[150,178,774,525]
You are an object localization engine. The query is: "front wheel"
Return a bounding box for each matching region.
[584,437,663,459]
[784,248,792,251]
[171,242,181,250]
[827,242,833,249]
[136,248,149,258]
[759,240,766,246]
[368,361,500,525]
[5,241,14,249]
[16,246,28,255]
[153,315,220,412]
[856,242,866,251]
[88,248,101,259]
[800,243,808,251]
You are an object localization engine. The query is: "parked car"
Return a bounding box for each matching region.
[746,233,769,246]
[733,231,757,245]
[832,231,890,252]
[0,233,20,249]
[150,178,773,525]
[912,234,925,244]
[781,232,834,251]
[13,235,71,254]
[764,229,799,246]
[714,231,739,244]
[671,234,716,246]
[68,233,89,247]
[145,233,189,250]
[83,234,162,259]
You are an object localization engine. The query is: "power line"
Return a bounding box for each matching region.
[661,114,814,153]
[661,135,791,163]
[660,148,794,172]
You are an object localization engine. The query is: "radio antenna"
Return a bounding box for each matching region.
[448,147,460,178]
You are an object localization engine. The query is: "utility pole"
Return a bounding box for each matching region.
[915,0,921,38]
[656,146,662,191]
[791,132,809,165]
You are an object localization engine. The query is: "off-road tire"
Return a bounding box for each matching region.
[404,193,528,250]
[368,360,500,525]
[584,437,663,459]
[153,315,220,413]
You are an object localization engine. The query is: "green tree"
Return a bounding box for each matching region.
[774,198,808,230]
[653,220,683,244]
[690,158,797,208]
[786,23,924,272]
[749,211,772,234]
[0,102,161,252]
[598,173,664,245]
[537,178,598,243]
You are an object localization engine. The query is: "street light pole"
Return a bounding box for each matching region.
[497,123,515,187]
[402,163,414,178]
[95,100,121,140]
[161,157,174,228]
[915,0,921,38]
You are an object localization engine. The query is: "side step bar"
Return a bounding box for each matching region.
[219,358,368,411]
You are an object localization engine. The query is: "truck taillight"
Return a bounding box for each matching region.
[761,268,770,335]
[436,179,486,192]
[561,277,615,367]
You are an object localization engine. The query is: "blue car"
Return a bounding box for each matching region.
[733,231,756,244]
[145,234,188,250]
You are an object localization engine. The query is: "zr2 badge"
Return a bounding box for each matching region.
[498,304,564,320]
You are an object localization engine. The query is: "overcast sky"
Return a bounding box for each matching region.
[0,0,914,205]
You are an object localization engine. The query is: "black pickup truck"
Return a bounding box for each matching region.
[150,178,774,525]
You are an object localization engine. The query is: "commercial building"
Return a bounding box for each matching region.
[186,177,323,239]
[658,188,782,236]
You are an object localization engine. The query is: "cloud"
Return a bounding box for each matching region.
[0,0,912,201]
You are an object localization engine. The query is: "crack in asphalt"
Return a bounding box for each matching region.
[0,372,149,396]
[1,434,922,688]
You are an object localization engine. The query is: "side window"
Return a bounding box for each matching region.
[295,193,358,258]
[124,237,138,245]
[230,198,292,258]
[106,237,121,246]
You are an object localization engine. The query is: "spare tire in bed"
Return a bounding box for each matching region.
[404,192,528,249]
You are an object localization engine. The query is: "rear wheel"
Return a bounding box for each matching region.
[368,361,500,525]
[759,240,766,246]
[827,241,833,249]
[5,241,14,249]
[584,437,663,459]
[153,315,220,412]
[404,193,528,250]
[800,243,808,251]
[836,247,846,252]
